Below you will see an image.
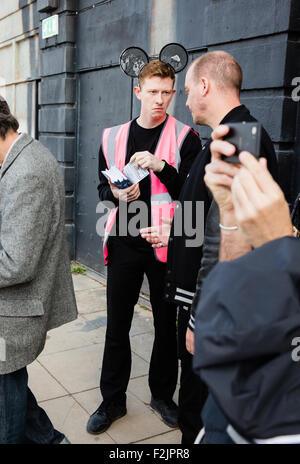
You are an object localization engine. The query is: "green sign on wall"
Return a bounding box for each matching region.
[42,14,59,40]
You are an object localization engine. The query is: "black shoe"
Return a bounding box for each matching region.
[150,397,178,428]
[86,401,127,434]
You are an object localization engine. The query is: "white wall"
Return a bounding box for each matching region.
[0,0,39,137]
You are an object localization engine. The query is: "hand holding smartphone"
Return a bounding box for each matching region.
[222,122,262,164]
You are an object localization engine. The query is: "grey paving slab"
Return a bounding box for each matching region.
[133,303,152,317]
[128,375,180,405]
[40,316,106,356]
[129,352,150,379]
[39,395,115,444]
[130,306,154,336]
[75,287,107,314]
[72,387,102,415]
[135,430,181,444]
[27,360,68,402]
[130,332,155,363]
[72,274,102,292]
[82,305,153,336]
[38,343,104,393]
[38,343,149,394]
[81,312,107,329]
[128,375,150,404]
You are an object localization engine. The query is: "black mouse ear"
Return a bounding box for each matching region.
[120,47,150,78]
[159,43,188,73]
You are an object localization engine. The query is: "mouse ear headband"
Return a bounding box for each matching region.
[119,43,188,78]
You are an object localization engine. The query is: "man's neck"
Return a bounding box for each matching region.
[209,99,242,130]
[136,113,167,129]
[0,131,19,165]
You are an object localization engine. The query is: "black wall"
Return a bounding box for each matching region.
[37,0,77,256]
[35,0,300,273]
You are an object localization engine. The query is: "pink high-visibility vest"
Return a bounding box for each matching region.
[101,115,191,264]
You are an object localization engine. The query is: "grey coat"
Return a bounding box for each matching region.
[0,134,78,374]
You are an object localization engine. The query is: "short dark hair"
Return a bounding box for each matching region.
[138,59,175,88]
[0,97,19,140]
[191,51,243,93]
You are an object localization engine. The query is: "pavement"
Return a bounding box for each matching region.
[28,270,181,444]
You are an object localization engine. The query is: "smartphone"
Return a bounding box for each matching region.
[222,122,262,164]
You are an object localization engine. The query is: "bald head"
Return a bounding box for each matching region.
[190,51,243,94]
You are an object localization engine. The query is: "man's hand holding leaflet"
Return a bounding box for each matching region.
[102,162,149,189]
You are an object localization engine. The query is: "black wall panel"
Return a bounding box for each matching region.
[75,68,132,273]
[175,0,291,47]
[77,0,152,70]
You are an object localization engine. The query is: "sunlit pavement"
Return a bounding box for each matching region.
[28,271,181,444]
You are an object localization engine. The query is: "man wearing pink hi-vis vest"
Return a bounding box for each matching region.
[87,60,201,435]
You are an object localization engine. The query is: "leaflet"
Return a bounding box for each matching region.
[102,163,149,189]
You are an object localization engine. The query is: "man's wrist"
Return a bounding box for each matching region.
[111,188,120,200]
[156,160,165,173]
[259,226,294,246]
[219,209,237,228]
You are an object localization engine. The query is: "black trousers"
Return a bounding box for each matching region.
[100,238,178,405]
[177,306,208,444]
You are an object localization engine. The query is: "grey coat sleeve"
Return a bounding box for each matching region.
[188,199,220,331]
[0,172,53,287]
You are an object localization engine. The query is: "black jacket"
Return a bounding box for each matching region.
[165,105,278,317]
[164,139,212,306]
[193,237,300,440]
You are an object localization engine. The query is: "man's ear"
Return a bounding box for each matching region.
[200,77,210,96]
[133,85,141,100]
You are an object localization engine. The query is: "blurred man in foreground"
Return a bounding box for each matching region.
[193,125,299,444]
